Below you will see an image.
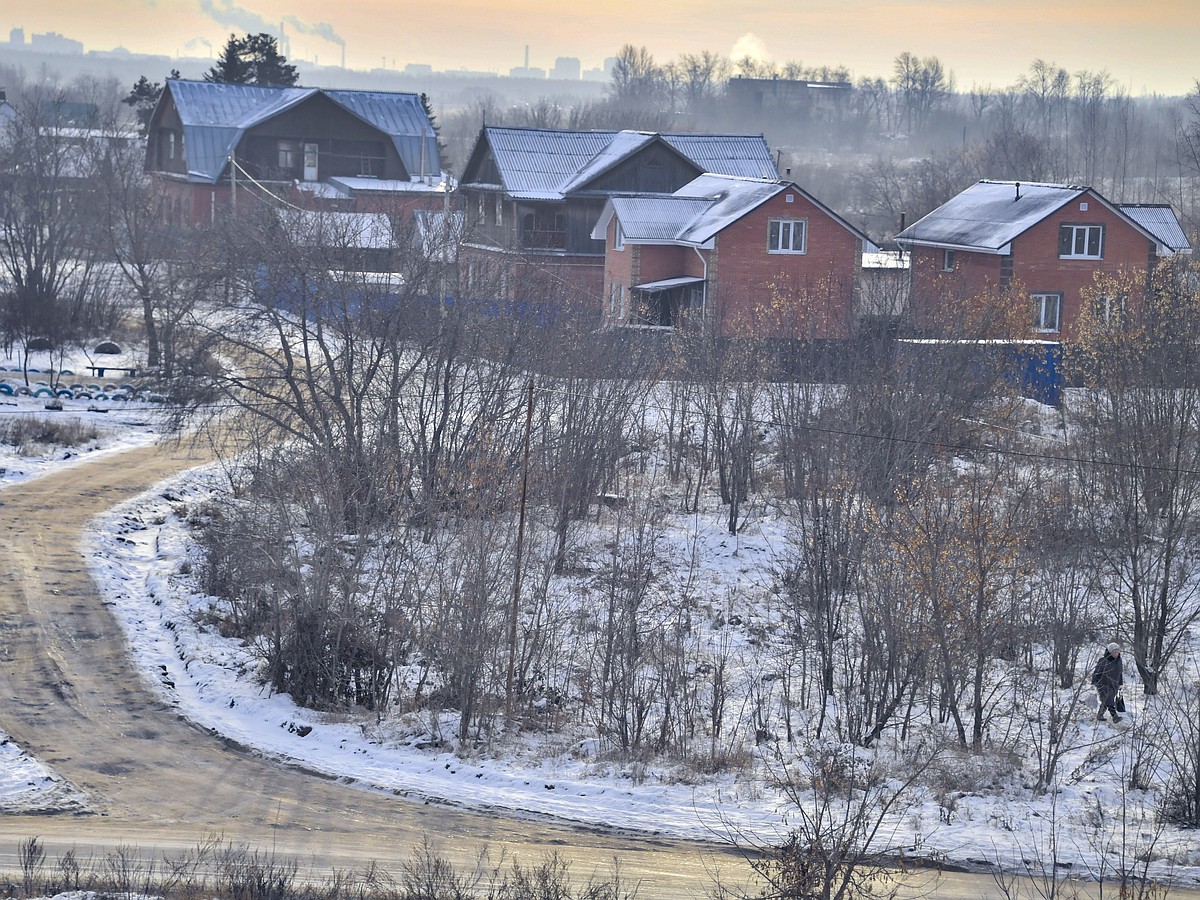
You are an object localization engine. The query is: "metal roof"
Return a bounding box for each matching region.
[164,79,440,184]
[660,134,777,180]
[633,275,705,292]
[605,195,712,242]
[593,174,871,250]
[478,126,777,201]
[1117,204,1191,254]
[896,181,1087,252]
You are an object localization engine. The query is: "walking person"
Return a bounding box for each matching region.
[1091,642,1124,723]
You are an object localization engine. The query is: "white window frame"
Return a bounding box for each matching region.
[1032,292,1062,333]
[614,222,625,251]
[494,194,503,226]
[768,218,807,254]
[1059,223,1104,259]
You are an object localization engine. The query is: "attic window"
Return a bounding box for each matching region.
[768,219,807,254]
[1059,223,1104,259]
[785,194,794,203]
[942,249,956,271]
[1080,202,1089,211]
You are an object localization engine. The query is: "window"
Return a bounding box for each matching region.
[477,194,486,223]
[1032,293,1062,333]
[167,131,176,161]
[277,140,300,170]
[1058,223,1104,259]
[942,249,956,271]
[768,219,807,254]
[1093,292,1128,327]
[494,194,503,226]
[614,222,625,251]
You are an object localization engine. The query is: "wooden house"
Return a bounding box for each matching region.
[144,79,448,226]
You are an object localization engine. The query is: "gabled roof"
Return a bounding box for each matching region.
[896,180,1185,255]
[592,174,872,249]
[466,126,777,201]
[1117,204,1192,254]
[159,79,441,184]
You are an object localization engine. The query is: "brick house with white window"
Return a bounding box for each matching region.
[591,174,872,340]
[895,180,1191,341]
[456,127,777,313]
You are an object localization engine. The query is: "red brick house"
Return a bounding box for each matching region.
[456,127,777,312]
[145,79,448,227]
[590,174,872,340]
[896,180,1191,341]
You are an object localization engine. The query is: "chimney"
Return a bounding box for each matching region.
[1015,182,1021,201]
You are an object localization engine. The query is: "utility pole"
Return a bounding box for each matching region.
[505,379,535,720]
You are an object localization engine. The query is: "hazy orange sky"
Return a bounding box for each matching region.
[2,0,1198,94]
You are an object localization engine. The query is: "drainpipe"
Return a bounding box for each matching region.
[693,246,708,319]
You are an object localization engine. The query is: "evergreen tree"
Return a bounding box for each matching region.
[205,34,254,84]
[420,93,448,170]
[204,33,298,87]
[123,71,178,135]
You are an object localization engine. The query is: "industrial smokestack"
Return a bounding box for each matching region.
[341,45,345,68]
[525,45,529,69]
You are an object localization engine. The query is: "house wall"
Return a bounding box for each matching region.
[146,92,187,177]
[238,94,407,182]
[908,246,1005,333]
[710,188,859,340]
[909,191,1157,341]
[1013,200,1154,341]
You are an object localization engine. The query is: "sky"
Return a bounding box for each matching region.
[1,0,1197,94]
[1,0,1198,94]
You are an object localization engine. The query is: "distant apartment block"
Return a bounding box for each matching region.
[30,31,83,55]
[551,57,581,81]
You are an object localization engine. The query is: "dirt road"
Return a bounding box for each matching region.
[0,438,743,896]
[2,438,1196,900]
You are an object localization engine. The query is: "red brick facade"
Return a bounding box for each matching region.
[908,191,1157,342]
[602,186,862,340]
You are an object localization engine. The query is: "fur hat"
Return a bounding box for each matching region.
[1106,642,1121,654]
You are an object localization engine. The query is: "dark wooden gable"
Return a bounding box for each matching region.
[239,93,405,181]
[460,131,503,186]
[146,87,185,176]
[575,138,702,195]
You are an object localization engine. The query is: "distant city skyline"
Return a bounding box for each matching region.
[1,0,1198,95]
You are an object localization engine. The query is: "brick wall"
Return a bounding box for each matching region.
[909,191,1156,341]
[710,188,859,340]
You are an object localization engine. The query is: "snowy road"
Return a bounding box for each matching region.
[0,438,741,897]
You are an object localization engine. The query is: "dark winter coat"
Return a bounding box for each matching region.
[1091,652,1123,692]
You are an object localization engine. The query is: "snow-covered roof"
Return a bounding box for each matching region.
[282,211,395,250]
[329,175,451,195]
[1117,204,1192,254]
[897,181,1088,253]
[592,174,871,250]
[473,126,777,201]
[162,79,441,185]
[896,180,1180,255]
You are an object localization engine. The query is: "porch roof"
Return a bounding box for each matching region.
[633,276,705,292]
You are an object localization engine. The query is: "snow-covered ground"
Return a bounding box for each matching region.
[77,465,1200,886]
[0,351,169,488]
[2,388,1199,888]
[0,731,86,812]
